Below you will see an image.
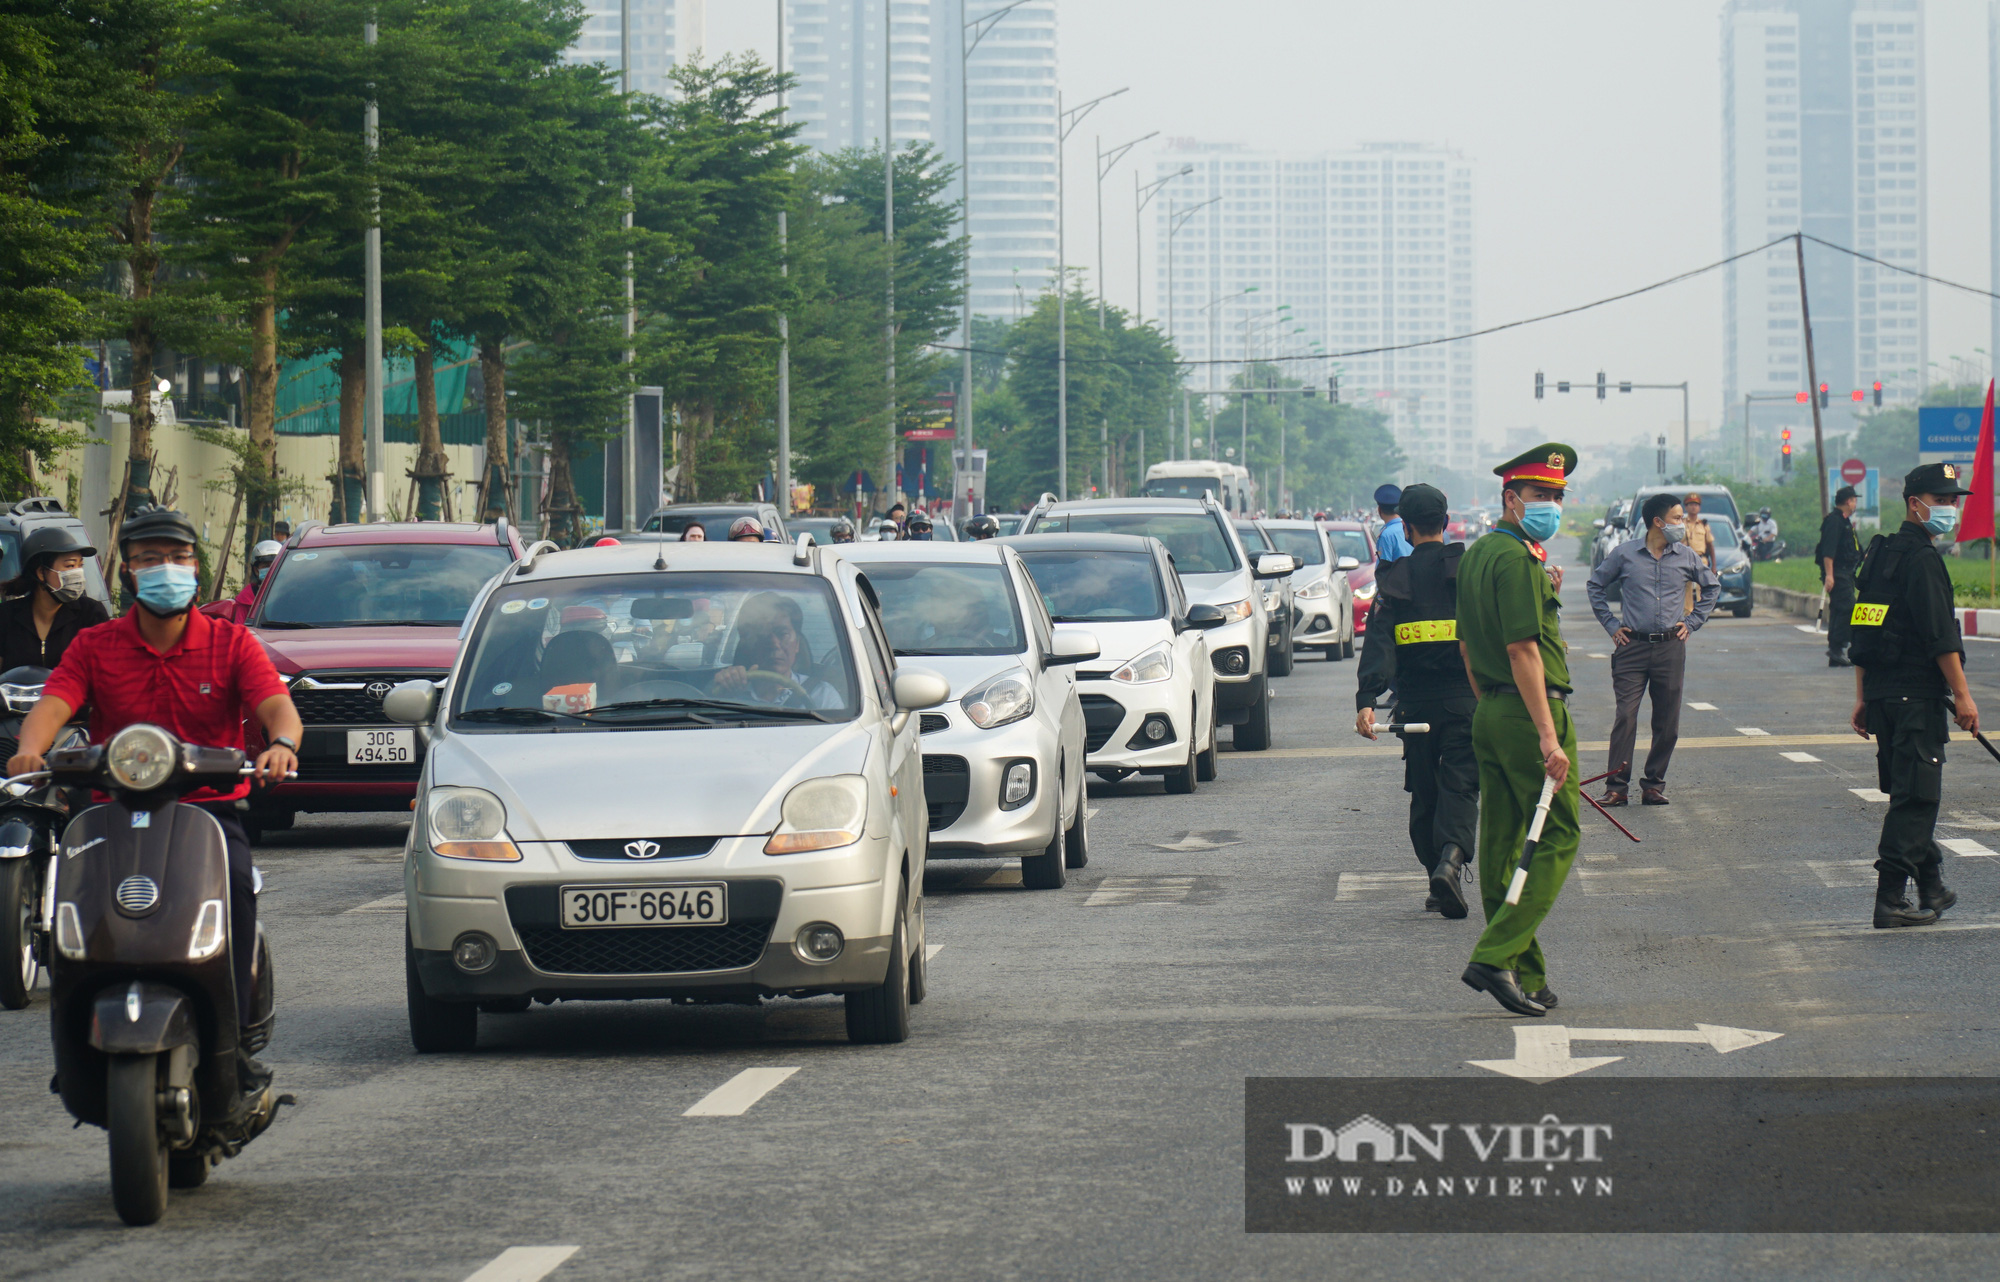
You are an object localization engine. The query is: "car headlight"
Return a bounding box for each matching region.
[765,774,868,854]
[1211,598,1254,625]
[427,787,520,861]
[1111,643,1174,685]
[106,724,176,791]
[960,668,1035,729]
[1354,582,1378,601]
[1296,579,1331,600]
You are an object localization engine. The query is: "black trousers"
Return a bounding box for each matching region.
[200,804,257,1027]
[1400,695,1478,874]
[1827,571,1857,656]
[1607,636,1686,791]
[1867,697,1949,884]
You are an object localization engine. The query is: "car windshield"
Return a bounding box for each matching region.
[1141,477,1222,501]
[1703,515,1739,549]
[1233,522,1271,550]
[992,516,1023,535]
[255,543,512,627]
[863,562,1024,656]
[453,572,858,726]
[1265,528,1326,565]
[1015,550,1164,623]
[1327,530,1372,564]
[1033,512,1239,573]
[644,511,760,540]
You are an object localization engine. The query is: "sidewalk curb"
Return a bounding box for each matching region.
[1750,583,1993,636]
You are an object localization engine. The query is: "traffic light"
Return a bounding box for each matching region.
[1596,371,1607,401]
[1620,381,1633,394]
[1781,427,1793,472]
[1795,391,1809,404]
[1873,381,1883,407]
[1850,388,1864,403]
[1303,382,1315,398]
[1557,380,1571,394]
[1329,375,1340,402]
[1535,371,1544,400]
[1818,382,1829,409]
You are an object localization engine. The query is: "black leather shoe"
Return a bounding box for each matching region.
[1423,895,1440,912]
[1874,895,1939,928]
[1430,845,1470,919]
[1529,987,1557,1008]
[1461,962,1547,1016]
[1916,873,1957,915]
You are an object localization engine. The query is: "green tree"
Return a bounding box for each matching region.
[509,302,629,545]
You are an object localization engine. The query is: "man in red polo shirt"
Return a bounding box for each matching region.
[7,508,301,1076]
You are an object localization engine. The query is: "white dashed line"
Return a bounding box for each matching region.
[1332,871,1428,903]
[1807,859,1876,888]
[683,1067,801,1117]
[1945,810,2000,830]
[924,944,944,960]
[1581,854,1619,862]
[462,1246,579,1282]
[1587,652,1609,659]
[1849,788,1890,802]
[1940,838,1998,858]
[1577,867,1679,894]
[344,894,406,914]
[1086,875,1199,906]
[1735,727,1771,737]
[1687,702,1718,711]
[1795,624,1821,634]
[1780,751,1821,763]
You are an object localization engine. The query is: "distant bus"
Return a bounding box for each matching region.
[1141,461,1253,512]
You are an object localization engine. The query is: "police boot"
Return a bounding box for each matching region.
[1429,844,1471,920]
[1915,866,1957,915]
[1873,870,1938,928]
[1829,646,1853,668]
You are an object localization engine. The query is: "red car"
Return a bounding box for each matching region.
[236,520,523,836]
[1321,521,1379,635]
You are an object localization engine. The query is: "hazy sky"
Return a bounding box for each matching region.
[706,0,1994,467]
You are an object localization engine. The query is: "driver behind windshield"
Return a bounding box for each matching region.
[711,592,843,709]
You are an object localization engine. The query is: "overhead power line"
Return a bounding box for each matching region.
[1802,232,2000,302]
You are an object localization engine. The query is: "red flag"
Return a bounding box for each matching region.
[1959,379,1996,544]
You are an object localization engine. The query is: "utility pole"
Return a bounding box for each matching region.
[620,0,636,528]
[776,0,790,521]
[1135,165,1190,328]
[1094,129,1153,498]
[883,0,896,514]
[363,15,384,520]
[1796,232,1831,515]
[1056,87,1125,501]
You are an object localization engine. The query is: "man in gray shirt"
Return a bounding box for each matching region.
[1585,493,1720,805]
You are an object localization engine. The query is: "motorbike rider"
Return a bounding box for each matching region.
[828,516,857,544]
[215,539,283,624]
[1750,507,1779,552]
[728,516,767,543]
[0,526,111,671]
[872,517,902,541]
[964,514,999,541]
[5,506,301,1091]
[906,511,935,541]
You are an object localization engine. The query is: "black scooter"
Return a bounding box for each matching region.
[0,665,87,1010]
[27,723,288,1225]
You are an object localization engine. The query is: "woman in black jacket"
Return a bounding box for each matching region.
[0,526,111,673]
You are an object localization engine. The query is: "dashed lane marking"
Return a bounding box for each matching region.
[1586,652,1609,659]
[1781,751,1822,763]
[1688,701,1718,711]
[345,894,406,914]
[683,1067,801,1117]
[1333,871,1429,903]
[1850,788,1890,802]
[1795,624,1822,634]
[1085,875,1199,906]
[1940,838,1998,858]
[1576,867,1678,894]
[1581,854,1619,862]
[1945,810,2000,831]
[1736,727,1771,737]
[924,944,944,960]
[1808,859,1876,889]
[462,1246,580,1282]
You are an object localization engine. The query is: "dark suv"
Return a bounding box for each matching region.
[243,520,523,834]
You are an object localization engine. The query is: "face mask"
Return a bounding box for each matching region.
[132,563,199,616]
[1661,523,1688,545]
[1922,503,1960,537]
[45,567,87,603]
[1516,500,1563,543]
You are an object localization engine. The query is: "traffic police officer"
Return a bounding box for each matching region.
[1848,462,1981,928]
[1455,444,1580,1017]
[1374,484,1413,564]
[1354,484,1478,917]
[1817,484,1863,666]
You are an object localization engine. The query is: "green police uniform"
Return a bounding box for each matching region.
[1456,444,1582,1008]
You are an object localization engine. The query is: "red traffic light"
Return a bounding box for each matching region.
[1872,380,1883,407]
[1795,391,1809,404]
[1850,388,1865,402]
[1781,427,1793,455]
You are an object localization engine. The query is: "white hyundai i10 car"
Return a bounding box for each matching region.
[388,538,949,1049]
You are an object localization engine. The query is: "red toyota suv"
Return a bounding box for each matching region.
[241,520,523,836]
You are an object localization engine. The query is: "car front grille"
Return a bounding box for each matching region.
[919,713,949,734]
[289,672,443,725]
[922,754,969,830]
[515,921,773,975]
[1078,694,1126,753]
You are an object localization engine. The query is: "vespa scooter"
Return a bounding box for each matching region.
[0,665,87,1009]
[28,722,289,1225]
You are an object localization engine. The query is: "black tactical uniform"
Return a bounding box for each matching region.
[1816,492,1863,665]
[1355,484,1478,918]
[1848,462,1973,928]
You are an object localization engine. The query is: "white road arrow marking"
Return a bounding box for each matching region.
[1687,701,1718,711]
[1940,837,1997,858]
[1468,1024,1782,1083]
[1781,751,1821,763]
[1149,830,1245,852]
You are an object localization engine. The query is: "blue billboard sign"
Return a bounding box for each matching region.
[1917,406,1997,462]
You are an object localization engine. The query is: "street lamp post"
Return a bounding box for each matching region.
[776,0,790,522]
[1055,86,1127,501]
[1200,286,1256,459]
[1091,130,1155,497]
[1135,165,1191,328]
[883,0,896,514]
[1165,193,1218,457]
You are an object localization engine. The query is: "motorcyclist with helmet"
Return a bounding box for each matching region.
[0,526,110,672]
[829,517,857,544]
[964,514,999,540]
[728,516,767,543]
[212,539,284,625]
[906,511,935,541]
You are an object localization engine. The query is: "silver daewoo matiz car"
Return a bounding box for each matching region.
[388,539,950,1048]
[829,541,1096,889]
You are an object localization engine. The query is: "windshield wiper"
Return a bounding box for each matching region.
[578,696,832,724]
[456,707,582,725]
[256,620,320,629]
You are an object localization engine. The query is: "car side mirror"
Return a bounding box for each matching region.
[888,666,950,735]
[1253,552,1297,580]
[1046,628,1100,667]
[1592,519,1606,530]
[383,679,440,726]
[1184,603,1227,630]
[1335,555,1360,572]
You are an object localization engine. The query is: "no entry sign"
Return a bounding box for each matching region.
[1840,458,1866,485]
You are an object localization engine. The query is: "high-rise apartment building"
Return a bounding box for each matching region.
[1153,141,1476,477]
[787,1,1058,317]
[1721,0,1925,429]
[561,1,704,100]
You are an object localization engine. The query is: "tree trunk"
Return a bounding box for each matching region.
[545,431,581,547]
[478,337,510,523]
[246,273,280,546]
[334,344,365,523]
[412,333,448,520]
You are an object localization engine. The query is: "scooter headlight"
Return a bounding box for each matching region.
[106,724,176,792]
[187,899,226,959]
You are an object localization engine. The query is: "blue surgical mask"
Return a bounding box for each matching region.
[1517,501,1563,543]
[133,563,199,615]
[1922,503,1960,537]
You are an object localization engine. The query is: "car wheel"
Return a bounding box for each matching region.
[1022,818,1068,888]
[0,857,40,1010]
[1732,601,1752,618]
[1341,633,1356,660]
[405,925,477,1053]
[1063,794,1089,868]
[908,892,927,1005]
[1270,633,1295,676]
[1162,720,1198,794]
[1233,679,1272,752]
[845,881,912,1043]
[1195,697,1218,782]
